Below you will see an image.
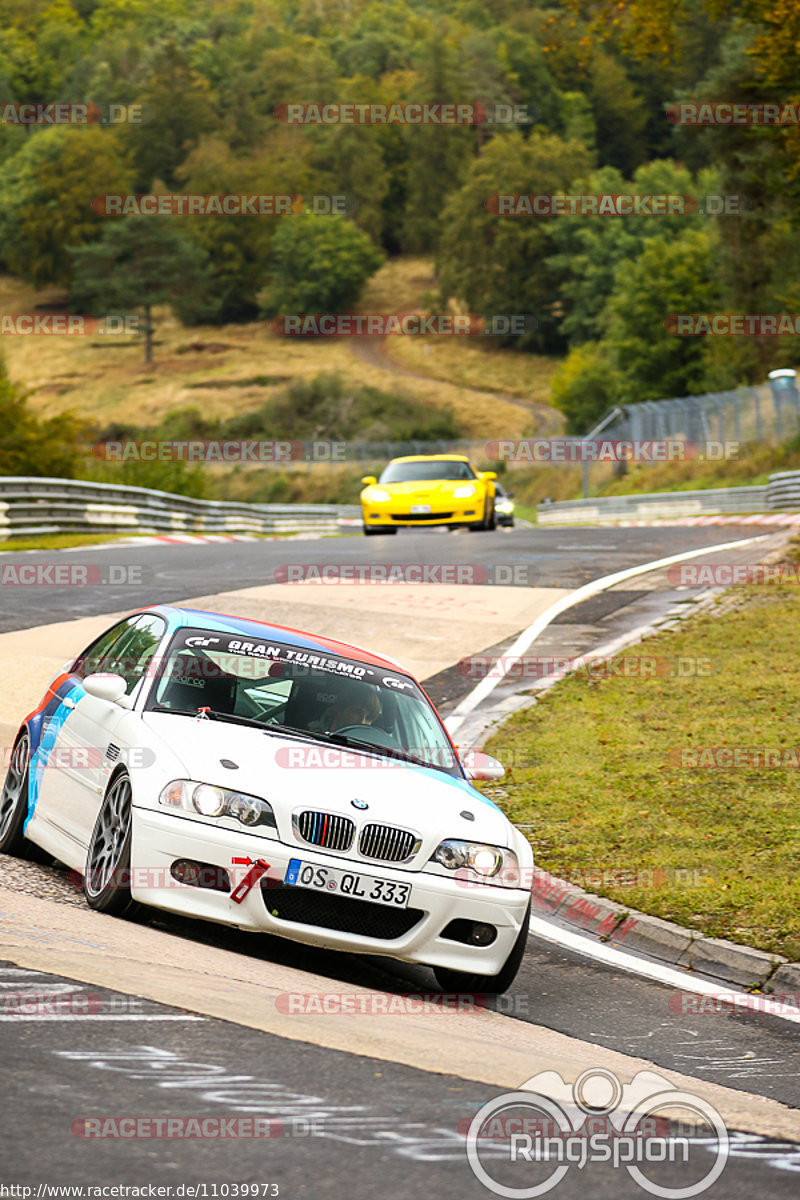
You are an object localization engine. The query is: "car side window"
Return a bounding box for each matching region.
[102,614,167,695]
[71,620,135,680]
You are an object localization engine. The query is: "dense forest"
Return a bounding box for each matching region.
[1,0,799,432]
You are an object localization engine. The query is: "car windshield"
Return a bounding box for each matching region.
[145,628,463,778]
[379,460,476,483]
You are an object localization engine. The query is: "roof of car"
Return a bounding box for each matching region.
[152,606,408,674]
[387,454,471,464]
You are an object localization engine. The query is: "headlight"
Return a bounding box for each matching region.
[159,779,277,830]
[193,784,226,817]
[366,487,391,502]
[453,485,476,499]
[428,839,520,886]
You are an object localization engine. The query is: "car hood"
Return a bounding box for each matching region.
[141,712,510,851]
[378,480,476,497]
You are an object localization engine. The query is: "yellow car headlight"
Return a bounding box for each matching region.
[453,484,476,499]
[365,488,391,502]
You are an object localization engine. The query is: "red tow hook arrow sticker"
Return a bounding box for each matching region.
[230,857,271,904]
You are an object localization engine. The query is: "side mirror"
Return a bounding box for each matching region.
[461,749,506,781]
[361,475,377,486]
[83,673,129,704]
[482,471,498,481]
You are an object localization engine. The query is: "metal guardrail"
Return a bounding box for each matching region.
[0,477,362,539]
[537,483,773,525]
[767,471,800,511]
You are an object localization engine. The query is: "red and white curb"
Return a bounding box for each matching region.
[124,534,260,544]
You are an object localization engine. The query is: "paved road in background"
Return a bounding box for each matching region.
[0,525,764,632]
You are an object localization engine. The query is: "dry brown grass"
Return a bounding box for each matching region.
[1,260,555,439]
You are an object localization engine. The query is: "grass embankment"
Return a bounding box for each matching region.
[501,433,800,511]
[484,581,800,962]
[0,533,137,552]
[0,261,545,442]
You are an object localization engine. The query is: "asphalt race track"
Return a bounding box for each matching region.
[0,525,770,632]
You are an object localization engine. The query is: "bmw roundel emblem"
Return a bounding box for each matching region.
[351,799,368,810]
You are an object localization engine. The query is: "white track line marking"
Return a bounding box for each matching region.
[527,915,800,1026]
[445,534,769,734]
[0,1013,204,1021]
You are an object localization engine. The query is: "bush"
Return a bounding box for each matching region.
[263,213,385,315]
[550,344,623,434]
[0,360,85,477]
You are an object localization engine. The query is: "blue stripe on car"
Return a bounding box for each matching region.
[25,683,85,830]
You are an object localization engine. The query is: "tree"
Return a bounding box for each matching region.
[0,358,84,478]
[265,212,385,315]
[172,131,314,324]
[0,127,133,286]
[69,216,211,364]
[123,40,218,189]
[437,130,592,351]
[603,227,720,403]
[547,159,710,347]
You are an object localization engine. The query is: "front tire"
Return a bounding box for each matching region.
[433,900,530,995]
[84,771,137,916]
[0,732,32,856]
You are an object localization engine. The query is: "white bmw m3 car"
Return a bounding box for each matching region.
[0,606,533,992]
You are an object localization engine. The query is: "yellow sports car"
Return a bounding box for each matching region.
[360,454,497,535]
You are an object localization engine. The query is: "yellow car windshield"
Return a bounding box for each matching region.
[379,462,476,483]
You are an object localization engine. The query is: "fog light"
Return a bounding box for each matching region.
[170,859,231,893]
[469,923,496,947]
[171,858,202,886]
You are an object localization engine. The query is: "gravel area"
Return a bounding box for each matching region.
[0,855,88,909]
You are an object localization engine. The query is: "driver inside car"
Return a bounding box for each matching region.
[313,681,382,733]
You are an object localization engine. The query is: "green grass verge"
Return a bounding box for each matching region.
[483,584,800,962]
[0,533,138,552]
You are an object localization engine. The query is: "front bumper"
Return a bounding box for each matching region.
[362,503,482,528]
[132,808,529,975]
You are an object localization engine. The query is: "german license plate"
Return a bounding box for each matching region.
[410,504,431,514]
[285,859,411,907]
